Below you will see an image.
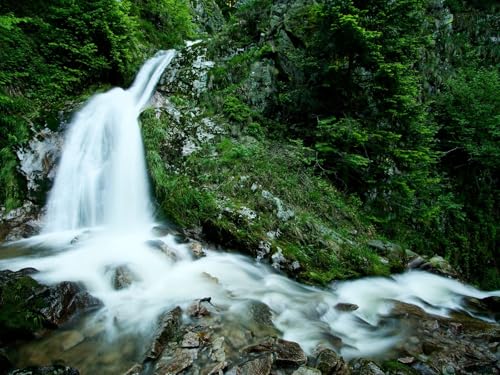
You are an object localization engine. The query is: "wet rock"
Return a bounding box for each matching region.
[39,281,102,327]
[109,265,137,290]
[0,202,42,242]
[181,331,200,348]
[145,306,182,360]
[349,359,385,375]
[187,298,213,318]
[122,363,142,375]
[60,330,85,351]
[145,240,178,261]
[0,269,101,344]
[190,241,206,258]
[239,354,273,375]
[464,296,500,322]
[153,348,195,375]
[9,366,80,375]
[315,348,349,375]
[248,301,274,329]
[274,339,307,366]
[334,303,359,312]
[210,336,226,363]
[292,366,321,375]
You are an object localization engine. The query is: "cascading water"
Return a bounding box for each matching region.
[1,51,499,374]
[43,50,176,233]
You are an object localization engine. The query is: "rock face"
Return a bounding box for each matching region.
[0,202,42,242]
[0,269,101,344]
[189,0,225,34]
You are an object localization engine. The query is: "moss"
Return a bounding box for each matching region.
[141,104,387,284]
[381,360,419,374]
[0,275,46,341]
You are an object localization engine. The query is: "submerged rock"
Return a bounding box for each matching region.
[122,364,142,375]
[108,265,138,290]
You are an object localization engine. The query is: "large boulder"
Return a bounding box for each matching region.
[0,269,101,344]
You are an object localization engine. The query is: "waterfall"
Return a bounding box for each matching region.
[43,51,176,234]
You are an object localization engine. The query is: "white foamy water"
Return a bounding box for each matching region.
[1,51,499,362]
[43,50,176,233]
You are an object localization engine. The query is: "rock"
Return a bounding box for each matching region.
[239,354,273,375]
[274,339,307,366]
[334,303,359,312]
[0,269,101,344]
[210,336,226,363]
[122,363,142,375]
[292,366,322,375]
[187,298,213,318]
[145,240,178,261]
[367,240,402,255]
[9,366,80,375]
[16,127,62,200]
[0,202,42,242]
[315,348,349,375]
[145,306,182,360]
[207,361,227,375]
[39,281,102,327]
[107,265,138,290]
[190,241,205,258]
[153,349,195,375]
[60,330,85,351]
[181,331,200,348]
[189,0,225,34]
[349,359,385,375]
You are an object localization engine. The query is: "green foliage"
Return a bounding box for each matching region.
[434,67,500,287]
[0,0,195,211]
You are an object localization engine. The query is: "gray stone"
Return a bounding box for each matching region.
[292,366,321,375]
[181,331,200,348]
[239,354,273,375]
[274,338,307,366]
[349,359,385,375]
[145,306,182,360]
[315,348,349,375]
[153,349,195,375]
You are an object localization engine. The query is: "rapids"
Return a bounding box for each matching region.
[1,51,499,373]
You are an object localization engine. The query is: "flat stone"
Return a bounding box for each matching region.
[292,366,322,375]
[60,330,85,351]
[154,349,194,375]
[274,338,307,366]
[239,354,273,375]
[181,331,200,348]
[315,348,349,375]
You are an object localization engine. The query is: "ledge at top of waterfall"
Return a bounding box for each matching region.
[42,50,176,235]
